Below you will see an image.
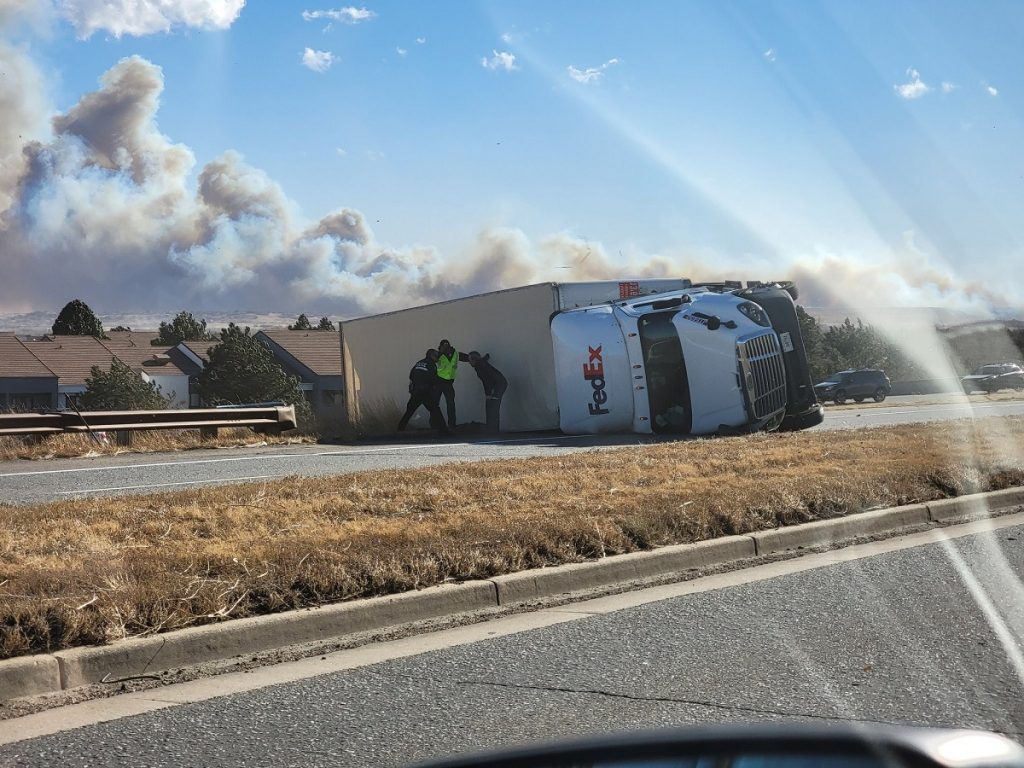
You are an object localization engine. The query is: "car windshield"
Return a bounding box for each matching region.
[1,2,1023,766]
[639,311,690,434]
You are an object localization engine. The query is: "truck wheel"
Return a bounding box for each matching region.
[778,404,825,432]
[834,390,847,404]
[873,388,887,403]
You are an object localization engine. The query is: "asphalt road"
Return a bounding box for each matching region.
[1,397,1023,504]
[2,519,1022,767]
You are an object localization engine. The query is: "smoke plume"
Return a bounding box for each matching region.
[0,48,1018,319]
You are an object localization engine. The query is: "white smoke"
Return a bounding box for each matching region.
[0,41,49,220]
[0,42,1019,319]
[0,55,576,315]
[0,0,53,32]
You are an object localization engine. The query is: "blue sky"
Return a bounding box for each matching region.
[1,0,1021,313]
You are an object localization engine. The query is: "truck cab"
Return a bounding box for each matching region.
[551,285,824,435]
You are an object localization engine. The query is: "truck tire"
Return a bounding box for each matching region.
[873,388,887,403]
[778,403,825,432]
[834,390,847,404]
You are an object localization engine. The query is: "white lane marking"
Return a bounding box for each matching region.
[827,403,1020,418]
[59,475,283,495]
[0,434,585,479]
[4,401,1020,480]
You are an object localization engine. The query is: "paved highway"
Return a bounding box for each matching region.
[2,515,1023,766]
[1,397,1022,504]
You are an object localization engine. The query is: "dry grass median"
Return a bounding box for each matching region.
[2,416,1023,660]
[0,428,314,462]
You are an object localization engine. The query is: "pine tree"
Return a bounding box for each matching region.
[154,312,215,346]
[52,300,105,337]
[289,314,313,330]
[197,324,311,427]
[79,359,172,410]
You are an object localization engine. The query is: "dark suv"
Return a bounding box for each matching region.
[814,369,891,404]
[961,363,1024,393]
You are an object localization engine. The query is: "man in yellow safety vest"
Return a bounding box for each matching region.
[436,339,469,429]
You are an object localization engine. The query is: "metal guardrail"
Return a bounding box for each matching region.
[0,406,298,440]
[0,412,66,436]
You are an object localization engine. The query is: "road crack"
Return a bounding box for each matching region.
[369,669,1024,738]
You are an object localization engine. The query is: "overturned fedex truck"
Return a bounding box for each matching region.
[339,279,824,436]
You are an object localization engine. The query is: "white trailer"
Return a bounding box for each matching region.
[339,279,823,436]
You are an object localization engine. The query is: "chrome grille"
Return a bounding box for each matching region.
[737,332,788,420]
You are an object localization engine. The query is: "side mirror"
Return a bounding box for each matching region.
[706,316,721,331]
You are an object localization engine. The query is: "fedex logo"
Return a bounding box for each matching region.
[582,345,610,416]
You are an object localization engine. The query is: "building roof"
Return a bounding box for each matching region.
[0,334,56,378]
[175,340,212,367]
[166,348,204,377]
[103,330,161,347]
[21,336,117,387]
[257,329,342,377]
[97,335,191,377]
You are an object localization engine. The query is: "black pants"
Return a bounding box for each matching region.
[397,390,449,434]
[484,396,502,433]
[484,383,507,433]
[437,378,456,427]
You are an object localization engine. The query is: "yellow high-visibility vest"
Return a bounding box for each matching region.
[436,351,458,381]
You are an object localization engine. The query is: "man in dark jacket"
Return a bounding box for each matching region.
[397,349,450,435]
[468,351,508,434]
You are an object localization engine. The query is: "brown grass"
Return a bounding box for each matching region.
[348,395,405,439]
[2,416,1023,660]
[0,428,315,462]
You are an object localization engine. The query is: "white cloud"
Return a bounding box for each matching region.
[481,50,517,72]
[335,147,348,157]
[567,57,619,84]
[396,46,407,57]
[941,81,957,93]
[894,67,931,99]
[58,0,245,38]
[500,31,513,43]
[763,48,776,62]
[984,82,999,97]
[301,6,374,23]
[302,47,336,72]
[416,36,425,44]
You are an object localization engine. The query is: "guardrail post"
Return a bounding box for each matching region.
[200,426,218,440]
[115,431,132,447]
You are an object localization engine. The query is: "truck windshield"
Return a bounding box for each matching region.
[638,312,691,434]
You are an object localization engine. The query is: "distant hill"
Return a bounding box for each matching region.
[0,311,303,336]
[2,305,1019,336]
[803,306,1021,329]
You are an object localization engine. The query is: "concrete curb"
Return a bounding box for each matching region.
[2,487,1022,702]
[0,656,61,700]
[492,535,755,605]
[55,581,496,690]
[926,487,1024,522]
[751,504,931,556]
